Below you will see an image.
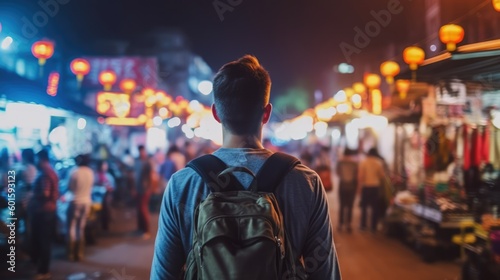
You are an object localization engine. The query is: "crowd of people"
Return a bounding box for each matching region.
[0,139,212,280]
[0,56,397,280]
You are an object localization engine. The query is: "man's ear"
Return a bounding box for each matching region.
[211,104,221,123]
[262,103,272,124]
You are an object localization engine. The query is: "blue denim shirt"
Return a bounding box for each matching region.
[151,148,340,279]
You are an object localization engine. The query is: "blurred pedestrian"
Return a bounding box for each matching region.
[121,148,134,168]
[183,141,197,163]
[158,148,177,191]
[95,160,115,231]
[28,149,59,279]
[17,149,38,255]
[134,145,158,239]
[299,147,313,168]
[358,147,386,232]
[167,144,186,172]
[313,146,333,192]
[336,148,359,232]
[66,154,94,261]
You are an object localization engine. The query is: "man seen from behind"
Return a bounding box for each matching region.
[151,55,341,279]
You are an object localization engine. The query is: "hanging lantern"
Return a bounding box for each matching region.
[493,0,500,12]
[396,79,411,99]
[364,73,381,89]
[32,40,54,66]
[32,40,54,78]
[98,70,117,91]
[439,24,464,52]
[380,61,400,84]
[403,46,425,71]
[70,58,90,88]
[353,82,366,94]
[119,79,137,94]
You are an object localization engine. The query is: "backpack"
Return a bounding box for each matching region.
[184,152,305,280]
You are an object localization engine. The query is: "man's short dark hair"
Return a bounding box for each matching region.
[213,55,271,135]
[138,145,145,151]
[22,149,35,164]
[36,149,50,162]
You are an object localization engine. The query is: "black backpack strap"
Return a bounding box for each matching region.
[187,154,245,192]
[256,152,301,193]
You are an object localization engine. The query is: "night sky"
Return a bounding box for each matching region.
[0,0,412,95]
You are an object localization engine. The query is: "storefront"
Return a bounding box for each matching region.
[388,40,500,277]
[0,68,108,163]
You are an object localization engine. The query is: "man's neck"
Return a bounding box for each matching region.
[222,133,264,149]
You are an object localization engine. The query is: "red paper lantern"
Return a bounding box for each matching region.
[119,79,137,94]
[70,58,90,84]
[439,24,464,52]
[32,40,54,66]
[99,70,117,91]
[403,46,425,71]
[380,61,400,84]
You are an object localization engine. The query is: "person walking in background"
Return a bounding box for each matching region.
[313,145,333,192]
[95,160,115,231]
[167,144,186,172]
[336,148,359,233]
[18,149,38,252]
[29,149,59,280]
[158,148,177,191]
[66,154,94,261]
[358,147,386,232]
[134,145,158,240]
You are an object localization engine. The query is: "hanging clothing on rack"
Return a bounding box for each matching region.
[463,125,471,170]
[482,123,490,164]
[472,127,482,167]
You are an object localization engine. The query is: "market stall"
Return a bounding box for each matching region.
[387,40,500,273]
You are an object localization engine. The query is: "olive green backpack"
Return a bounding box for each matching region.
[184,152,305,280]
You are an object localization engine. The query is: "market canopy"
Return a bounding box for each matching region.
[0,68,102,117]
[396,39,500,89]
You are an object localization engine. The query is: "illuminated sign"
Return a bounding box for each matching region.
[46,72,60,96]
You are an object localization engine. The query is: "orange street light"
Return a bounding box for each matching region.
[439,24,464,52]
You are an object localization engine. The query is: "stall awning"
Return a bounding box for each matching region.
[396,39,500,89]
[0,68,102,117]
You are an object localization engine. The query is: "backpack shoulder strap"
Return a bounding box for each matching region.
[187,154,245,192]
[256,152,301,193]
